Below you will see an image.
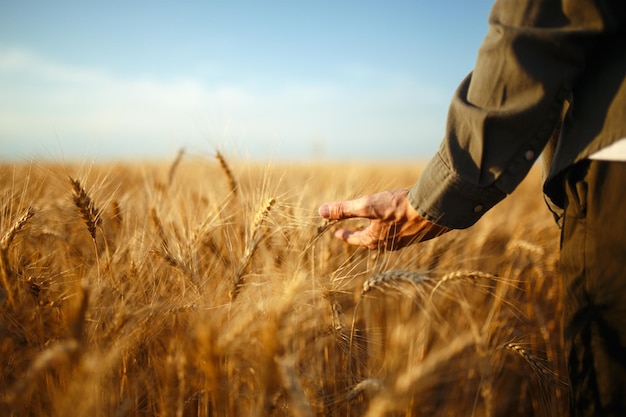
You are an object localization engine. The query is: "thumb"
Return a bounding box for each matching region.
[318,202,339,220]
[318,200,359,220]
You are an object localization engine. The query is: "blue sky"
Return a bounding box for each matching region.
[0,1,494,162]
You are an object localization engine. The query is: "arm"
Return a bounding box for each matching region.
[412,0,611,229]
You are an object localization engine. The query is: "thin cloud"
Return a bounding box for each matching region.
[0,47,448,161]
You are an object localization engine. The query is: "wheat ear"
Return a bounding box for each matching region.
[150,207,169,252]
[0,207,36,306]
[215,150,238,199]
[1,206,35,249]
[500,342,563,384]
[346,378,383,401]
[507,240,546,257]
[429,270,497,300]
[149,208,197,292]
[168,148,185,186]
[361,269,431,296]
[68,177,101,241]
[230,197,276,301]
[349,270,431,375]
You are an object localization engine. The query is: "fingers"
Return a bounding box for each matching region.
[334,228,379,250]
[319,197,372,221]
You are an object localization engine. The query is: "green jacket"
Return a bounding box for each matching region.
[409,0,626,229]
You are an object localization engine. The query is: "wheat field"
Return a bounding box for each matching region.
[0,152,568,416]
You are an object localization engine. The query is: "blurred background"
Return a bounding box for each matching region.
[0,0,494,162]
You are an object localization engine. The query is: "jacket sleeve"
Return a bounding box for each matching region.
[408,0,613,229]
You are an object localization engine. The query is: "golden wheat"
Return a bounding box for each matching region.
[0,158,566,417]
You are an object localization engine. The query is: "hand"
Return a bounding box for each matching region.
[318,189,451,250]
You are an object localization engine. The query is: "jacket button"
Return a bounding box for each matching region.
[525,150,535,161]
[473,204,484,213]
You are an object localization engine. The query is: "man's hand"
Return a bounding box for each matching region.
[318,189,451,250]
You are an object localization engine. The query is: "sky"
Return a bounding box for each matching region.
[0,1,495,162]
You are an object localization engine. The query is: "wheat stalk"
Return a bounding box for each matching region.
[68,177,101,241]
[72,279,90,344]
[299,218,339,256]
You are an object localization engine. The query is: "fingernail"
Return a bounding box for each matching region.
[319,204,330,218]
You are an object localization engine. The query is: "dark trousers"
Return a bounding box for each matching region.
[560,160,626,417]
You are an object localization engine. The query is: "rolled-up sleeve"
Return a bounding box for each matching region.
[409,0,609,229]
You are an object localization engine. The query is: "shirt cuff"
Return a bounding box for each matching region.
[408,152,507,229]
